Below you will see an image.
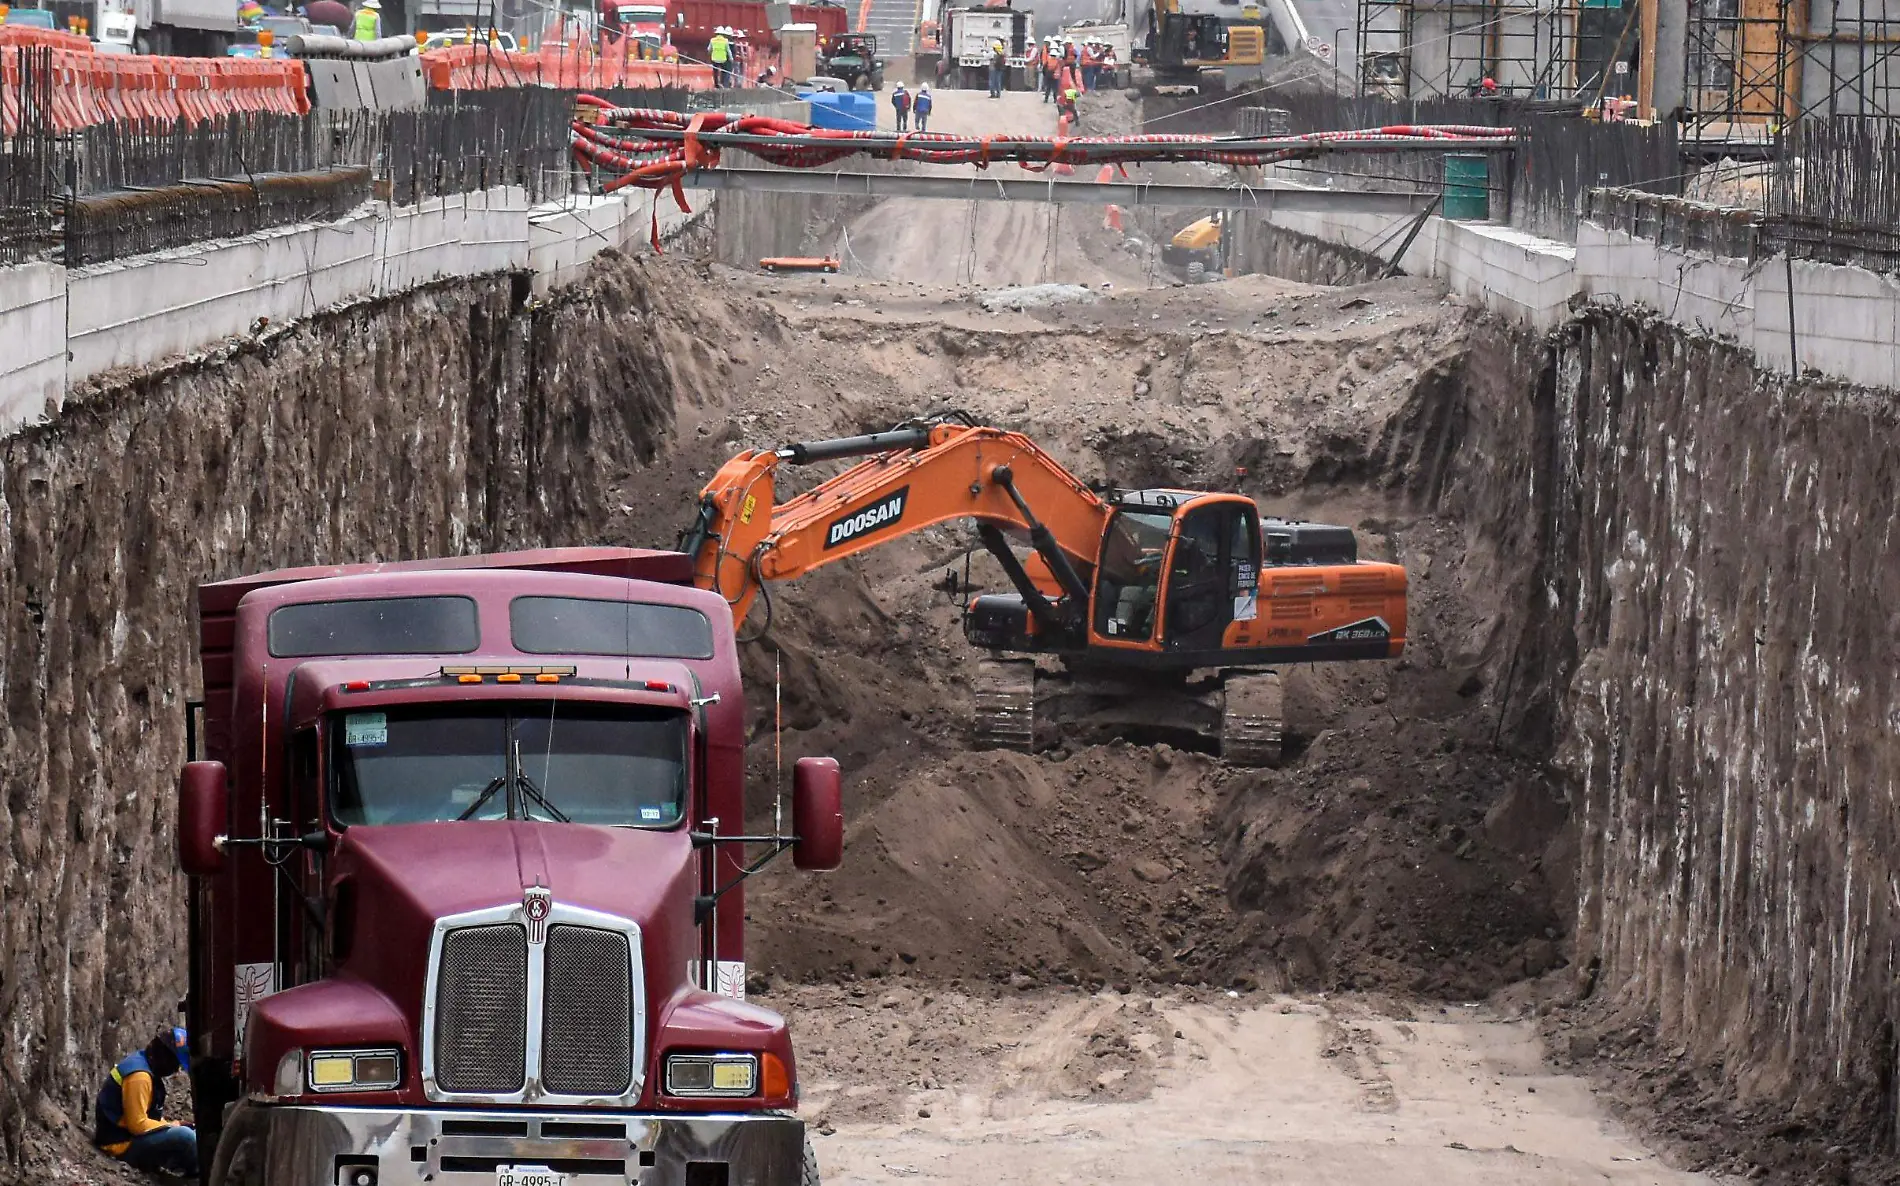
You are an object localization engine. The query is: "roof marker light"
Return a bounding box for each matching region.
[535,674,561,683]
[645,680,673,692]
[344,680,371,692]
[497,673,522,683]
[457,674,483,685]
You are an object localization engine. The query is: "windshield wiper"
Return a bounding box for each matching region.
[512,770,571,823]
[457,774,509,821]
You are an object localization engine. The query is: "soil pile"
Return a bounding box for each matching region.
[606,258,1574,1001]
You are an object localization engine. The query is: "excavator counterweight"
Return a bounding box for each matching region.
[682,419,1407,764]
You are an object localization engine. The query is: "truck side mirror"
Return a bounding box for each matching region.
[791,757,843,871]
[179,761,229,877]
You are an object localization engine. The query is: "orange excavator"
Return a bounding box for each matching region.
[679,417,1407,764]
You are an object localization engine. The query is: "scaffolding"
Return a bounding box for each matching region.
[1788,0,1900,117]
[1681,0,1900,127]
[1353,0,1586,98]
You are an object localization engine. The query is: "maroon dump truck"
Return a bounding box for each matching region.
[175,547,842,1186]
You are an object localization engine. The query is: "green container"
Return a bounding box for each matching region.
[1443,154,1491,221]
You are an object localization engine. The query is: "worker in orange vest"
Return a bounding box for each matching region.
[1040,37,1060,102]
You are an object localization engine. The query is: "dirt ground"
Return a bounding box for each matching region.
[778,984,1717,1186]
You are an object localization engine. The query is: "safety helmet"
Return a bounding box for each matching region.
[361,0,379,9]
[171,1027,191,1073]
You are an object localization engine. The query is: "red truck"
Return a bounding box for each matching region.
[175,547,843,1186]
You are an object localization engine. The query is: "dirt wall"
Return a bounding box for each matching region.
[1442,308,1900,1176]
[1549,312,1900,1172]
[0,255,689,1175]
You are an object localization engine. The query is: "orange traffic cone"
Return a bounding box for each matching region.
[1095,164,1121,230]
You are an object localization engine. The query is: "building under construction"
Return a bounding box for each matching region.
[1352,0,1900,124]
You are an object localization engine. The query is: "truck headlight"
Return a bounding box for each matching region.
[664,1052,757,1096]
[306,1048,402,1093]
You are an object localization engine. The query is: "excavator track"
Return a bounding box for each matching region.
[1219,670,1283,767]
[972,658,1037,753]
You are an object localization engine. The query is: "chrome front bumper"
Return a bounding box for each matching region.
[227,1101,804,1186]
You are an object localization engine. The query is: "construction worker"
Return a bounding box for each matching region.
[890,81,911,130]
[94,1028,197,1177]
[351,0,379,41]
[1041,37,1060,102]
[709,26,733,88]
[913,83,932,131]
[1081,39,1101,91]
[988,38,1006,98]
[1056,84,1079,126]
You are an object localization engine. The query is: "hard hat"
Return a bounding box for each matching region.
[171,1027,191,1073]
[361,0,379,9]
[919,83,929,91]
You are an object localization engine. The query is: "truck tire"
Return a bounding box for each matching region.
[803,1134,822,1186]
[1186,260,1205,283]
[207,1100,270,1186]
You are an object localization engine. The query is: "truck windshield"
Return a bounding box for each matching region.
[330,704,686,828]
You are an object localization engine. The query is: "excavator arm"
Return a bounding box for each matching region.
[681,421,1113,634]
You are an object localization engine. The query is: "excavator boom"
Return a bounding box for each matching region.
[683,422,1112,632]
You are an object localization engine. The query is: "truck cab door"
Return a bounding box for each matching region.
[1162,500,1255,654]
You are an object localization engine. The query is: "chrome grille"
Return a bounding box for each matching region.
[434,924,528,1095]
[541,925,634,1096]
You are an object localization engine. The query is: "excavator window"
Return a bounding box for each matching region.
[1094,510,1172,642]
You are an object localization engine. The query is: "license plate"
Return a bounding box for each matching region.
[497,1169,568,1186]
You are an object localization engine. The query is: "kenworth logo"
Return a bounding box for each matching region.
[825,487,909,549]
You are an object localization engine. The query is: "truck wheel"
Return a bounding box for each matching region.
[208,1101,270,1186]
[803,1134,822,1186]
[1186,260,1205,283]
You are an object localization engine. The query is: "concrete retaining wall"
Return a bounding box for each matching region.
[1576,222,1900,390]
[0,184,710,436]
[0,264,66,431]
[1249,175,1900,388]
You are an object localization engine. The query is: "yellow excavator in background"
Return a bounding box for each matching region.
[1131,0,1265,92]
[1163,213,1225,280]
[679,417,1408,765]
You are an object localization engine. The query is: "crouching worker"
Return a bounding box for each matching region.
[95,1027,197,1177]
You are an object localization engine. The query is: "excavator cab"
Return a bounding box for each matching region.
[1090,491,1258,658]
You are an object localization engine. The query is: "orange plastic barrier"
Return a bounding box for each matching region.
[0,25,93,51]
[5,48,312,131]
[1,48,19,135]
